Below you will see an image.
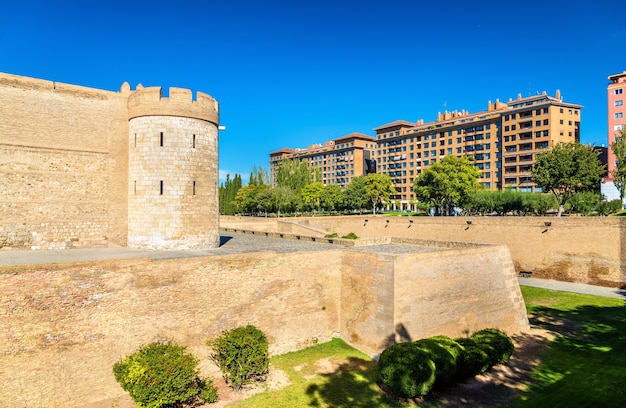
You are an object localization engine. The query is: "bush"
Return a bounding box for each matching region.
[454,337,490,377]
[377,342,436,398]
[471,328,514,365]
[597,199,623,216]
[207,325,269,391]
[113,341,218,408]
[413,336,463,385]
[341,232,358,239]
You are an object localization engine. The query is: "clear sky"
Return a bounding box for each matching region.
[2,0,625,184]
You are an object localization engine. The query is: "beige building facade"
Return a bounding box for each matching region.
[269,132,376,187]
[374,91,581,207]
[0,72,220,250]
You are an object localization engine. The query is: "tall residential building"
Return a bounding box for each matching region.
[269,91,581,210]
[603,70,626,201]
[374,91,581,208]
[269,132,376,187]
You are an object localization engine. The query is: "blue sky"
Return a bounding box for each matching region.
[2,0,625,184]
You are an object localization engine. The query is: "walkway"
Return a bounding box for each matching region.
[2,232,624,300]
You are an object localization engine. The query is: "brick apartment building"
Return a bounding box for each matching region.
[602,70,626,201]
[270,91,581,210]
[269,132,376,187]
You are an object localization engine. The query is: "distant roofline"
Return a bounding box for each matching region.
[332,132,375,142]
[269,147,294,155]
[372,120,415,132]
[609,70,626,81]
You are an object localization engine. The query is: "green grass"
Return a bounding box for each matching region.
[507,286,626,408]
[229,338,410,407]
[229,287,626,407]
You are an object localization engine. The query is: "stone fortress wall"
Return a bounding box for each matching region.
[0,72,220,250]
[221,215,626,288]
[0,236,527,407]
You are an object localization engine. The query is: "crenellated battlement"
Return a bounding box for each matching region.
[127,85,219,125]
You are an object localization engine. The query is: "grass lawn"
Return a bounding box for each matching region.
[506,286,626,407]
[227,286,626,407]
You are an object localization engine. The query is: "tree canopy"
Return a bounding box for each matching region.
[363,173,396,215]
[412,155,481,215]
[532,143,605,216]
[610,127,626,200]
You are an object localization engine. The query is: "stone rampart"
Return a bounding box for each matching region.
[221,215,626,288]
[0,238,527,407]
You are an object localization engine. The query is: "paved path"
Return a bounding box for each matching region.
[2,232,624,300]
[518,277,626,299]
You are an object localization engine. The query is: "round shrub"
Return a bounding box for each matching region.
[471,328,515,365]
[207,324,269,391]
[454,337,490,377]
[113,341,218,408]
[413,335,463,385]
[377,342,436,398]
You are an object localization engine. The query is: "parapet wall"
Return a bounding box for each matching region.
[0,239,527,407]
[127,86,219,125]
[220,215,626,288]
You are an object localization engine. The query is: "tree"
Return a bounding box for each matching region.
[249,165,269,186]
[610,127,626,201]
[413,155,481,215]
[532,143,605,217]
[219,173,242,215]
[345,176,369,214]
[320,184,345,213]
[363,173,395,214]
[301,181,324,213]
[275,159,318,192]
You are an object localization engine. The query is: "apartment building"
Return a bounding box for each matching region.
[603,70,626,201]
[374,91,581,208]
[269,132,376,187]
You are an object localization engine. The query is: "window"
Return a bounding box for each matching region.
[616,113,624,119]
[160,132,164,146]
[160,180,164,195]
[193,181,196,195]
[616,100,624,107]
[616,88,623,95]
[192,134,196,148]
[543,119,548,125]
[535,120,541,127]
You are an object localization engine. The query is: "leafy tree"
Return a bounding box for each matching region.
[532,143,605,216]
[232,184,273,216]
[219,173,242,215]
[320,183,345,212]
[275,159,318,192]
[273,185,294,217]
[610,127,626,200]
[249,165,269,186]
[565,192,602,215]
[207,325,269,392]
[413,155,481,215]
[363,173,396,214]
[301,181,325,213]
[113,342,218,408]
[345,176,369,214]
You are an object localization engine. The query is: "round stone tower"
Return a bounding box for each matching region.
[127,85,219,250]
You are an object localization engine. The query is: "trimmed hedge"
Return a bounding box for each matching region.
[471,328,515,365]
[377,342,436,398]
[207,325,269,391]
[377,328,514,398]
[413,335,463,385]
[113,341,218,408]
[454,337,490,377]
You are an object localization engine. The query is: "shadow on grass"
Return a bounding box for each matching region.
[305,357,404,407]
[509,299,626,407]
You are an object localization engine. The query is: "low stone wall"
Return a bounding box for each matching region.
[0,235,528,407]
[221,215,626,288]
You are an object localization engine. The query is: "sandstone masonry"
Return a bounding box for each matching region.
[0,72,220,250]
